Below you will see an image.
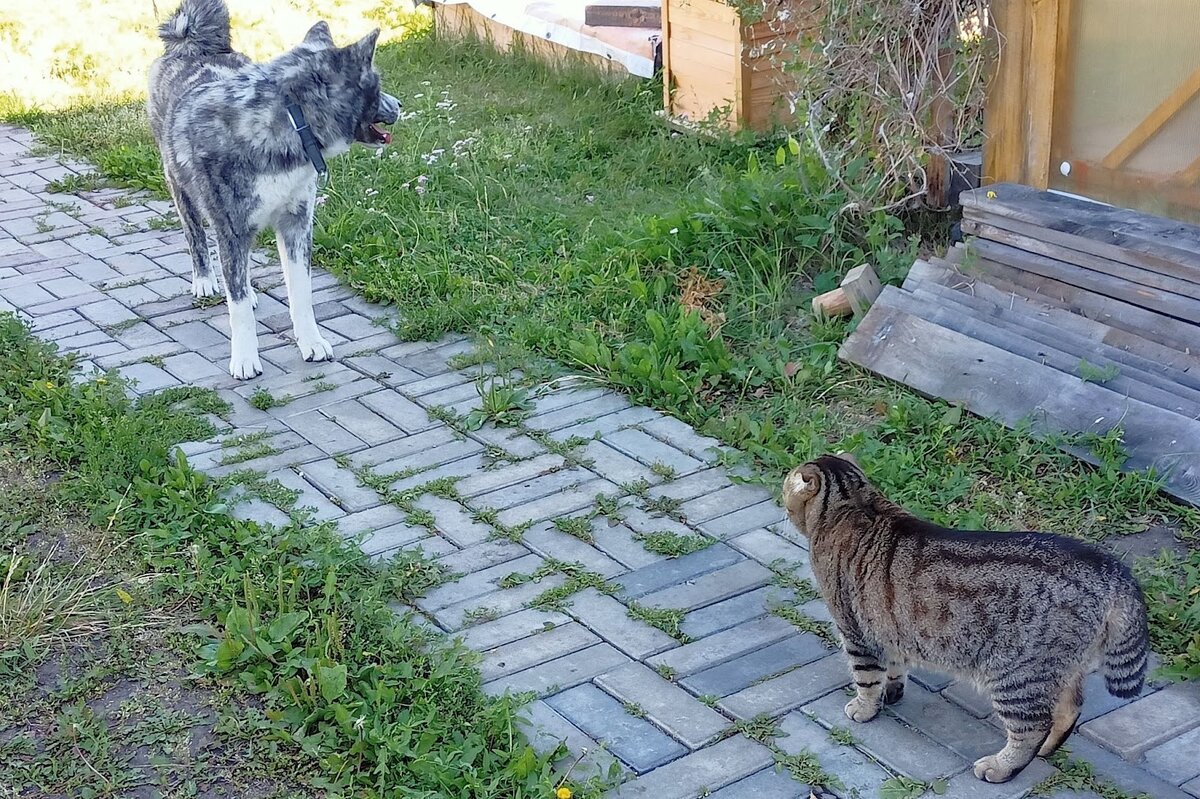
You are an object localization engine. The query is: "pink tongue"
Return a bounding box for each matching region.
[372,124,391,144]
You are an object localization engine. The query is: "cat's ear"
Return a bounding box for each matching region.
[834,450,861,469]
[303,21,334,47]
[782,464,821,507]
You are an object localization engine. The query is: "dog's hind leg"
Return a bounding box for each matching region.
[165,171,220,299]
[213,226,262,379]
[275,200,333,363]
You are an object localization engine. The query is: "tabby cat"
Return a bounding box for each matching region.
[782,453,1148,784]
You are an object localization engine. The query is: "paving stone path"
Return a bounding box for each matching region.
[2,122,1198,799]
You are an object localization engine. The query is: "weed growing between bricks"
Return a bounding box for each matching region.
[1032,750,1151,799]
[626,602,689,643]
[771,605,839,649]
[0,314,609,798]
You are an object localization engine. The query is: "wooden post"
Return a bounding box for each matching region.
[812,264,883,319]
[983,0,1029,185]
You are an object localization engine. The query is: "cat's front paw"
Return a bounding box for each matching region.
[844,696,881,723]
[973,755,1016,784]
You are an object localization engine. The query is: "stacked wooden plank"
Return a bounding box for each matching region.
[840,183,1200,506]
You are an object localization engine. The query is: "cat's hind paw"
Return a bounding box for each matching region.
[844,696,881,723]
[973,755,1017,784]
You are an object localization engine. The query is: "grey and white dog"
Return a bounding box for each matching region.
[148,0,401,378]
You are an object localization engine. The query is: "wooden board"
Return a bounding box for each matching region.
[916,257,1200,380]
[901,266,1200,414]
[961,219,1200,300]
[961,183,1200,276]
[585,4,662,28]
[943,245,1200,357]
[839,293,1200,505]
[961,237,1200,323]
[961,206,1200,290]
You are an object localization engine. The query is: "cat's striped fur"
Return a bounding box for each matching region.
[782,453,1149,784]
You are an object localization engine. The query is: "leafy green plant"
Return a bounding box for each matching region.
[1078,359,1121,385]
[248,388,291,411]
[1136,549,1200,680]
[465,379,533,430]
[634,530,713,558]
[626,601,688,642]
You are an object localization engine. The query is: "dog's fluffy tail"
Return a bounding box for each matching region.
[158,0,232,56]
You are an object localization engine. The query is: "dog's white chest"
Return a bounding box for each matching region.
[249,166,316,229]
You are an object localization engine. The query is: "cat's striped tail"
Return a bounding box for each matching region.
[1102,587,1149,698]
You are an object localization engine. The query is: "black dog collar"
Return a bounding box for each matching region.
[286,103,327,176]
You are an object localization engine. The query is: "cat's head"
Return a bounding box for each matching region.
[782,451,868,537]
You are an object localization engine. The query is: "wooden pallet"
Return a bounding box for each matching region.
[840,184,1200,506]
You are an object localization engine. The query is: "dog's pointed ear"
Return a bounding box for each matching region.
[348,28,381,65]
[303,21,334,47]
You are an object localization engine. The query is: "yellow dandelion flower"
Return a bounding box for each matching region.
[45,381,55,389]
[556,788,572,799]
[986,190,997,199]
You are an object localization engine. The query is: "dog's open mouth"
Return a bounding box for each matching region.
[367,122,392,145]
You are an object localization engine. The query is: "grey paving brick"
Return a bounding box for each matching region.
[348,427,456,469]
[261,378,375,417]
[1080,684,1200,760]
[639,414,725,463]
[466,425,547,459]
[231,497,291,529]
[604,427,704,476]
[296,458,382,513]
[568,588,677,659]
[1184,776,1200,798]
[65,257,121,284]
[591,521,664,570]
[516,700,622,781]
[412,495,494,547]
[596,661,729,749]
[704,768,806,798]
[496,478,619,528]
[359,522,428,557]
[436,540,528,576]
[110,320,172,349]
[700,501,788,540]
[942,680,996,719]
[359,389,434,433]
[395,370,472,398]
[344,353,423,387]
[612,734,774,799]
[108,283,161,306]
[909,667,954,692]
[419,553,546,612]
[546,684,687,774]
[525,393,631,432]
[390,535,457,561]
[888,684,1007,762]
[482,642,628,698]
[581,439,660,486]
[387,453,486,494]
[40,320,99,343]
[648,467,734,502]
[1143,726,1200,785]
[458,608,569,651]
[41,275,94,299]
[26,309,81,332]
[1060,738,1194,799]
[320,399,405,446]
[258,468,345,522]
[640,559,772,612]
[547,404,659,443]
[283,410,366,455]
[726,528,811,573]
[416,380,479,410]
[164,320,228,349]
[205,444,325,479]
[682,633,831,698]
[680,483,774,524]
[71,339,128,361]
[1078,670,1149,723]
[481,622,599,681]
[775,711,896,797]
[614,543,743,600]
[719,652,848,720]
[402,339,475,377]
[803,690,967,781]
[528,385,609,415]
[522,522,627,578]
[334,504,407,537]
[3,282,54,306]
[469,463,591,510]
[374,436,483,477]
[681,586,784,640]
[606,505,695,540]
[649,615,795,677]
[433,572,567,631]
[119,361,181,393]
[455,453,565,498]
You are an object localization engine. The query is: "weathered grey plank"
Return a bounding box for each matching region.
[839,292,1200,506]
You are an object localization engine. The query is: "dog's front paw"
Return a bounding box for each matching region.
[193,274,221,299]
[296,334,334,362]
[229,352,263,380]
[972,755,1016,784]
[844,696,881,723]
[249,286,259,309]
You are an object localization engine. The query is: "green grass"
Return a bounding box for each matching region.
[3,4,1198,680]
[0,313,611,797]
